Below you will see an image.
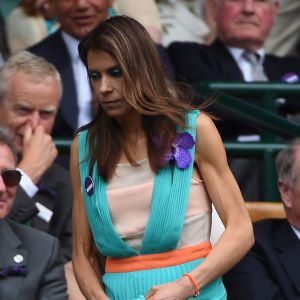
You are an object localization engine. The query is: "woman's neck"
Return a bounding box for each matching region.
[118,111,144,140]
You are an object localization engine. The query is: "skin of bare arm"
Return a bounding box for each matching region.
[70,136,110,300]
[146,113,254,299]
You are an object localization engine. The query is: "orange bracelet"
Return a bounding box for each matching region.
[183,273,200,298]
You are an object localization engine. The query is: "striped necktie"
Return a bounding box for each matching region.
[243,51,268,81]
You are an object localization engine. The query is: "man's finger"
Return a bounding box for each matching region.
[23,125,33,145]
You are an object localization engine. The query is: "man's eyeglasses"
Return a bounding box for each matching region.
[1,169,22,187]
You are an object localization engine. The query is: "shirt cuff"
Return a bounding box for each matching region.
[17,168,39,198]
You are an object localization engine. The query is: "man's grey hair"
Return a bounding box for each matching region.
[275,138,300,190]
[0,127,18,163]
[215,0,279,5]
[0,51,62,105]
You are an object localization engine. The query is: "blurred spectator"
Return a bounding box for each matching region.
[265,0,300,57]
[157,0,212,46]
[224,138,300,300]
[168,0,300,200]
[114,0,162,43]
[168,0,300,135]
[0,11,10,67]
[6,0,59,53]
[0,127,68,300]
[28,0,114,138]
[0,51,72,262]
[113,0,216,45]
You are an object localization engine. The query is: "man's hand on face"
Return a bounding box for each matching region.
[18,125,58,184]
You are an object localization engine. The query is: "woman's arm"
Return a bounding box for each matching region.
[188,113,254,288]
[70,137,109,300]
[146,113,254,299]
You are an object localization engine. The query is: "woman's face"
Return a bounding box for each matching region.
[87,49,132,118]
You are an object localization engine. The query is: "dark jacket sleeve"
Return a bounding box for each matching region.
[9,187,39,223]
[49,167,73,262]
[38,236,68,300]
[223,219,299,300]
[223,243,285,300]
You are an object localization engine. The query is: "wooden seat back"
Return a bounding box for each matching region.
[246,201,286,223]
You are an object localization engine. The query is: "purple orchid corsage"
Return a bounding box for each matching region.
[165,132,195,169]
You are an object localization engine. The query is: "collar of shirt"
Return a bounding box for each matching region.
[61,30,92,127]
[227,46,265,82]
[61,30,80,63]
[290,224,300,240]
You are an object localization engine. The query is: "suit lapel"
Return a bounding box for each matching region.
[0,220,28,300]
[264,55,283,81]
[274,220,300,295]
[211,39,245,81]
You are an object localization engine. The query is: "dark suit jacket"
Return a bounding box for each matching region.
[0,219,67,300]
[29,29,174,138]
[223,219,300,300]
[8,163,72,262]
[168,39,300,138]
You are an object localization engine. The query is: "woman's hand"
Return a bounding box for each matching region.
[145,277,194,300]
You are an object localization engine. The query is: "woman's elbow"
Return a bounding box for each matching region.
[239,217,255,251]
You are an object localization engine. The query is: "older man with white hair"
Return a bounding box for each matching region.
[223,138,300,299]
[0,127,68,299]
[168,0,300,201]
[0,51,72,262]
[168,0,300,135]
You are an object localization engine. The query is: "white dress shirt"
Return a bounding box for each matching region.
[227,46,266,82]
[62,31,92,128]
[291,224,300,240]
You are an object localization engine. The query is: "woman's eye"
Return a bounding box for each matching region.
[109,67,122,78]
[88,71,101,81]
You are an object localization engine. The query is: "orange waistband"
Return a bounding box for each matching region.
[105,241,212,273]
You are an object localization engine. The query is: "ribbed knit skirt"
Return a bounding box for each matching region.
[103,258,227,300]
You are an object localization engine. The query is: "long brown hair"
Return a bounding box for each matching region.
[78,16,197,181]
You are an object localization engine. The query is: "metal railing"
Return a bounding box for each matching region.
[193,82,300,201]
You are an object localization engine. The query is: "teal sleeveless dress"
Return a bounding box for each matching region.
[78,110,227,299]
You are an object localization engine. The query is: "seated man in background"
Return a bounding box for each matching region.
[168,0,300,136]
[28,0,114,138]
[0,51,72,262]
[223,139,300,300]
[168,0,300,200]
[0,127,67,299]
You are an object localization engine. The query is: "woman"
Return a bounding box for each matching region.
[71,16,254,299]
